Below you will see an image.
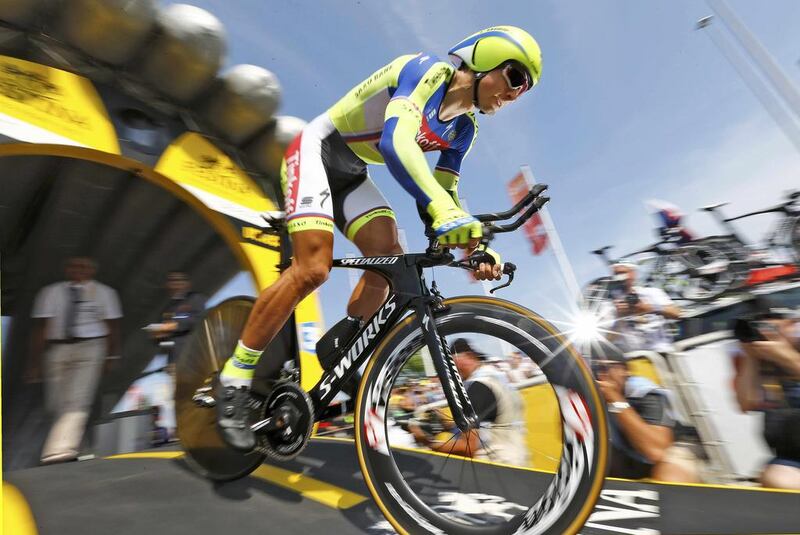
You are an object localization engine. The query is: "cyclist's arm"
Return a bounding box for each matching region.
[615,393,674,464]
[378,61,456,211]
[433,114,477,208]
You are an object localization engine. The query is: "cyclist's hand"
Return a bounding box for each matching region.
[471,246,503,281]
[429,202,482,248]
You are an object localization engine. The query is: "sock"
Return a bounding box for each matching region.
[220,340,263,388]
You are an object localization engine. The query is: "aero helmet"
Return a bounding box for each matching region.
[449,25,542,96]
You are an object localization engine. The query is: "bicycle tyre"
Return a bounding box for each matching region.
[354,296,609,535]
[175,296,267,481]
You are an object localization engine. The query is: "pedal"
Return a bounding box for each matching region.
[192,385,216,407]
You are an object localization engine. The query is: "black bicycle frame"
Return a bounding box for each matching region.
[306,251,480,431]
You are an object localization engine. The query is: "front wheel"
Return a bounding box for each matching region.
[354,296,609,535]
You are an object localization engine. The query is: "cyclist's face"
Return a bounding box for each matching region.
[477,68,525,114]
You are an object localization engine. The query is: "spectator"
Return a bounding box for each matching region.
[150,405,170,447]
[410,338,528,466]
[594,346,700,482]
[731,297,800,490]
[145,271,207,370]
[607,262,682,354]
[26,256,122,465]
[506,351,540,383]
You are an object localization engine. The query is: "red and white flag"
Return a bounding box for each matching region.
[507,172,548,255]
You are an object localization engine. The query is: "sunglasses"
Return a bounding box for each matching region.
[501,63,531,93]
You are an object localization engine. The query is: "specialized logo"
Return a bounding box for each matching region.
[340,256,399,266]
[318,295,397,398]
[319,188,331,208]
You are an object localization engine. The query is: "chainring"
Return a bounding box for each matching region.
[254,381,315,462]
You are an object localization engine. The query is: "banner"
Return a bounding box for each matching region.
[0,55,120,153]
[155,132,326,389]
[507,172,548,255]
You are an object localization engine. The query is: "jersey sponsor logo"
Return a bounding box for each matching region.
[354,64,393,99]
[318,295,397,398]
[423,65,450,89]
[319,188,331,208]
[416,117,450,152]
[283,135,302,213]
[340,256,399,266]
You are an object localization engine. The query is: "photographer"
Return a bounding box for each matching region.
[732,297,800,490]
[607,262,682,354]
[594,346,700,482]
[409,338,528,466]
[144,271,207,370]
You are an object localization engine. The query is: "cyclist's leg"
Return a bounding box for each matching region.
[335,173,401,319]
[217,113,336,451]
[239,229,333,350]
[348,215,402,318]
[220,113,336,390]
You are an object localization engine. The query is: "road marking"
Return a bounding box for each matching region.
[251,464,368,509]
[106,451,369,509]
[106,451,185,460]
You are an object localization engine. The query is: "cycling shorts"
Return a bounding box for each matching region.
[281,113,396,240]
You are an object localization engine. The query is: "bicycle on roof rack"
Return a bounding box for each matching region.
[175,184,608,535]
[589,191,800,304]
[590,241,736,303]
[699,189,800,268]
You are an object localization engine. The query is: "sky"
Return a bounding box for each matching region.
[186,0,800,328]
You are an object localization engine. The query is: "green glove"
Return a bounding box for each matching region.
[428,201,482,247]
[475,244,501,265]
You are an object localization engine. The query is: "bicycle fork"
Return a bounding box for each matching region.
[414,300,479,432]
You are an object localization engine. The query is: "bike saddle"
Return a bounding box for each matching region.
[591,245,613,255]
[700,202,729,211]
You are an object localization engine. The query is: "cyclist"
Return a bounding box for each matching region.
[216,26,543,451]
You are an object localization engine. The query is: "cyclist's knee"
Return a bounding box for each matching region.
[291,262,330,292]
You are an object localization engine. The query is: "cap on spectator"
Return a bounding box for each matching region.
[589,342,626,364]
[611,260,638,271]
[449,338,489,360]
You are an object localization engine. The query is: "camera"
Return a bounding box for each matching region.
[606,275,640,308]
[733,318,767,343]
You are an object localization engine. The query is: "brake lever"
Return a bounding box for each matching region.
[490,262,516,294]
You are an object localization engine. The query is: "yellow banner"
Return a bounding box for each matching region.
[155,132,327,386]
[295,291,326,391]
[155,132,275,213]
[0,55,119,153]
